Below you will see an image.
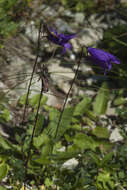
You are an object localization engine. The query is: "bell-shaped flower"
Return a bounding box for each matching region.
[87,47,120,75]
[47,28,76,54]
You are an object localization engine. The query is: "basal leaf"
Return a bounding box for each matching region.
[44,107,74,140]
[74,96,92,116]
[0,108,10,121]
[19,94,27,105]
[41,144,52,156]
[89,152,100,166]
[97,140,114,153]
[114,96,127,106]
[93,82,109,115]
[45,178,53,187]
[92,126,110,139]
[73,133,98,151]
[53,145,79,161]
[29,94,47,107]
[101,152,113,166]
[96,170,115,189]
[0,186,7,190]
[34,156,51,165]
[0,162,9,180]
[0,135,12,150]
[33,133,50,148]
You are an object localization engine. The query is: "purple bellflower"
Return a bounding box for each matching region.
[87,47,120,75]
[47,28,76,54]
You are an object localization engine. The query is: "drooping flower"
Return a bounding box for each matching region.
[46,27,76,54]
[87,47,120,75]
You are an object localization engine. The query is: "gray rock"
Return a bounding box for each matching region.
[48,61,75,94]
[64,9,74,17]
[75,13,85,24]
[42,6,58,17]
[110,128,123,142]
[25,21,38,43]
[54,18,75,33]
[106,101,116,116]
[61,158,78,170]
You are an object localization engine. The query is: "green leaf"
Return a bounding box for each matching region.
[45,178,53,187]
[73,133,98,151]
[34,114,44,136]
[26,124,33,135]
[52,145,80,163]
[0,186,7,190]
[74,96,92,116]
[29,94,47,107]
[112,37,127,47]
[34,156,51,165]
[101,152,113,166]
[19,94,27,105]
[0,108,10,121]
[90,152,113,168]
[0,135,12,150]
[89,152,100,166]
[41,144,52,156]
[0,163,9,180]
[86,110,97,121]
[118,171,125,179]
[114,96,127,106]
[97,140,113,153]
[92,126,110,139]
[33,133,50,148]
[44,107,74,140]
[93,82,109,115]
[69,124,82,131]
[54,145,79,161]
[96,170,115,189]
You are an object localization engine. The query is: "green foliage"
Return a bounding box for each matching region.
[0,162,9,180]
[29,94,48,108]
[33,133,50,148]
[0,0,31,41]
[0,186,7,190]
[1,80,127,189]
[61,0,96,13]
[60,0,117,14]
[92,126,110,139]
[0,135,13,150]
[73,133,98,151]
[93,82,109,115]
[0,107,10,121]
[95,170,115,190]
[0,0,18,38]
[74,95,92,116]
[0,92,123,189]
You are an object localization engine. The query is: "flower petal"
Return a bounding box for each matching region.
[87,47,120,74]
[59,33,76,41]
[64,43,72,50]
[106,62,112,71]
[46,26,76,54]
[62,47,66,54]
[62,43,72,54]
[88,47,110,62]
